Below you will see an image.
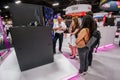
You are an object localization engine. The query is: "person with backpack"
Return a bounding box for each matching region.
[86,11,98,66]
[68,17,80,59]
[76,15,96,74]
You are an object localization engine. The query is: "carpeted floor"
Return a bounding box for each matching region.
[62,45,120,80]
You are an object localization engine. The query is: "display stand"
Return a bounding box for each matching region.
[98,27,117,46]
[10,26,54,71]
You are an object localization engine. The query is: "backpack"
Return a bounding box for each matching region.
[85,30,101,53]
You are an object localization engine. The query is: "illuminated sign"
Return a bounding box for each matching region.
[65,4,91,14]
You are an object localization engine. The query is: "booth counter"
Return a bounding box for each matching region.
[98,27,117,47]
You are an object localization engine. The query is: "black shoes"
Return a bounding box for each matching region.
[79,69,87,75]
[59,50,63,53]
[53,50,63,54]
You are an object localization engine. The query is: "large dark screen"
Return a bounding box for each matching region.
[9,3,44,26]
[10,27,53,71]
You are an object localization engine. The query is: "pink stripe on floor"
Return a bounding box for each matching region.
[63,53,79,69]
[0,51,5,56]
[63,53,85,80]
[0,50,11,64]
[95,44,115,52]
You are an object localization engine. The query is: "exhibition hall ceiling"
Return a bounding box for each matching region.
[0,0,100,14]
[0,0,119,17]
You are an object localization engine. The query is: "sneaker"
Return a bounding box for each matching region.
[80,72,86,76]
[79,70,87,75]
[70,56,76,59]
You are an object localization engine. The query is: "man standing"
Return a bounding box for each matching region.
[53,16,67,53]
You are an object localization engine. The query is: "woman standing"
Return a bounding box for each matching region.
[69,17,80,59]
[76,15,96,74]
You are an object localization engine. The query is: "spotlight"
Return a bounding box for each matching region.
[63,9,66,11]
[52,3,59,6]
[15,0,21,4]
[5,15,8,18]
[4,5,9,9]
[76,0,80,1]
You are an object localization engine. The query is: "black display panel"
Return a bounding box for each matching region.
[9,3,44,26]
[10,27,53,71]
[104,17,115,26]
[107,18,115,26]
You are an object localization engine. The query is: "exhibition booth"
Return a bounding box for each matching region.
[0,3,79,80]
[0,2,120,80]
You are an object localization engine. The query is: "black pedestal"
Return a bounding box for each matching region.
[10,26,53,71]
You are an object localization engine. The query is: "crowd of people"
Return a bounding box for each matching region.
[52,11,97,75]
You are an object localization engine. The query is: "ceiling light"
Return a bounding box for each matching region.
[5,15,8,18]
[76,0,80,1]
[15,0,21,4]
[4,5,9,9]
[0,10,1,12]
[63,9,66,11]
[52,3,59,6]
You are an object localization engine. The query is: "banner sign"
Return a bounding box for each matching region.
[65,4,92,14]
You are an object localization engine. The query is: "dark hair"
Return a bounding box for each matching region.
[81,15,96,36]
[72,17,80,38]
[86,11,93,17]
[72,17,80,29]
[94,21,97,30]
